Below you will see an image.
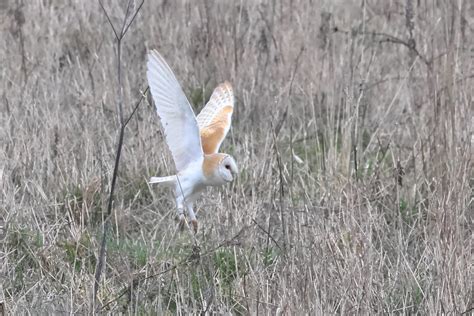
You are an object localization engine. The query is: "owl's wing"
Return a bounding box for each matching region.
[147,50,203,171]
[196,81,234,154]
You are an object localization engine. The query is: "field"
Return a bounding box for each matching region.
[0,0,472,314]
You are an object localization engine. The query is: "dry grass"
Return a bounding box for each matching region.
[0,0,472,314]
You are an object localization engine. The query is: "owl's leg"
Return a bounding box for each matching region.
[186,203,198,233]
[175,196,186,230]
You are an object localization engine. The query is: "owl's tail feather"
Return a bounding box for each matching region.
[149,175,176,187]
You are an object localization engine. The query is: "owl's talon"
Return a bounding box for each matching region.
[191,219,198,234]
[178,214,186,230]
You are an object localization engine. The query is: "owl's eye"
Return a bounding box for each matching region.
[224,164,231,170]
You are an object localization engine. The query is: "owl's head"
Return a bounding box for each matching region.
[218,155,238,183]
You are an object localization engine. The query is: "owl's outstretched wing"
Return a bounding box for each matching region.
[147,50,203,171]
[196,81,234,154]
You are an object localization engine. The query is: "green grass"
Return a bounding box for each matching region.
[61,232,96,273]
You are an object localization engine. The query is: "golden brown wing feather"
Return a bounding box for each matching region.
[197,82,234,154]
[200,105,233,154]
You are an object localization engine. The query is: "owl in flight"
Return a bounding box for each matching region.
[147,50,238,233]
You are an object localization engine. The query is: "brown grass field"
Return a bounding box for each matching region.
[0,0,472,314]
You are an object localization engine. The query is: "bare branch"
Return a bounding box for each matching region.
[123,86,149,127]
[333,26,432,68]
[98,0,119,40]
[120,0,133,37]
[93,0,145,308]
[252,219,283,251]
[122,0,146,37]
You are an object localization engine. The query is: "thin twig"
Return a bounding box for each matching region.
[274,45,304,137]
[122,0,146,37]
[252,219,282,251]
[120,0,133,36]
[333,27,432,68]
[98,0,119,40]
[93,0,145,308]
[123,86,149,126]
[270,122,287,252]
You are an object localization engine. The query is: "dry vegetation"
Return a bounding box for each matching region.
[0,0,472,314]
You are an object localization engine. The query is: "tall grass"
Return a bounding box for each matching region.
[0,1,472,314]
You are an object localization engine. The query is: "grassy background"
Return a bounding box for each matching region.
[0,0,472,314]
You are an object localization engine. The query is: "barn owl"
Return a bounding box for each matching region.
[147,50,238,233]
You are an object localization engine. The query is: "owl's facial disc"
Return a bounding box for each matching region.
[219,156,238,182]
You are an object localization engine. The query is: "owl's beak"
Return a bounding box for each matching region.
[226,166,238,183]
